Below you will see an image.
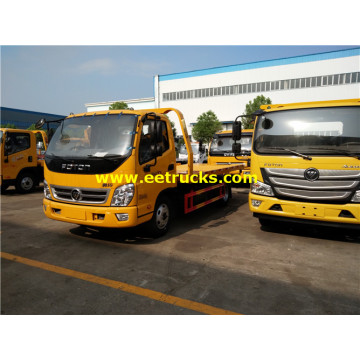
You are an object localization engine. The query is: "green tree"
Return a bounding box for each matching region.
[109,101,129,110]
[192,110,223,144]
[27,124,37,130]
[242,95,272,129]
[0,123,17,129]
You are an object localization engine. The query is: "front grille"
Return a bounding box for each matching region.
[50,185,110,204]
[263,168,360,203]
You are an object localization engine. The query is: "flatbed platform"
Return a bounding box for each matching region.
[176,163,244,175]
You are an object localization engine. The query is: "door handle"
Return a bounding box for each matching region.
[28,156,33,162]
[168,164,174,171]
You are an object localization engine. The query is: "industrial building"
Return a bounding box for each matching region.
[0,107,64,129]
[86,47,360,135]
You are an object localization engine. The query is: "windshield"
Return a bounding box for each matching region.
[254,107,360,156]
[0,130,3,144]
[210,134,253,155]
[179,144,199,155]
[46,114,137,158]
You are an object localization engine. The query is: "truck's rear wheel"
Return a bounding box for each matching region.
[145,195,172,237]
[16,172,36,193]
[218,183,231,206]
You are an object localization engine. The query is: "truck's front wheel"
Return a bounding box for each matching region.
[16,172,36,193]
[145,195,172,237]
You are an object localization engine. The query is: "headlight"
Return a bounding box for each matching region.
[44,180,51,199]
[351,190,360,203]
[111,183,134,207]
[251,181,274,197]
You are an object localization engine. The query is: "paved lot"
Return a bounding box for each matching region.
[1,186,359,315]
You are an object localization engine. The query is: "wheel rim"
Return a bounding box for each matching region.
[21,176,33,191]
[155,203,169,230]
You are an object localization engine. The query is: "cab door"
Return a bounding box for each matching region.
[136,117,176,217]
[3,131,35,181]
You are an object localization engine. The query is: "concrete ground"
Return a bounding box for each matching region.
[1,186,359,315]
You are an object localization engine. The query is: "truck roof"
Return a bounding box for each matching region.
[260,98,360,112]
[0,128,36,133]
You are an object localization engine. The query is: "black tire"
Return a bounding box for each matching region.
[15,172,36,193]
[217,183,231,207]
[145,195,172,237]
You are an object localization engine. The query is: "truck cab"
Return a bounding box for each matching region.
[208,129,253,176]
[0,128,48,193]
[249,99,360,230]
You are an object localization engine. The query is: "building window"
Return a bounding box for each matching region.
[161,71,358,102]
[351,72,358,83]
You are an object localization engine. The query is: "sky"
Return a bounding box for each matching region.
[1,45,357,116]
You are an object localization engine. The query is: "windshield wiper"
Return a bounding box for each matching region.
[309,148,360,160]
[267,147,312,160]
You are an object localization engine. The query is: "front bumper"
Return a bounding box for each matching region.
[43,199,152,228]
[249,193,360,229]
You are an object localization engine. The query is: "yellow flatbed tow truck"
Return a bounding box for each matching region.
[37,108,244,236]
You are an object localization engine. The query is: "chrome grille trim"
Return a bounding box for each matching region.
[269,177,359,190]
[50,185,110,204]
[264,167,360,201]
[265,168,360,180]
[275,187,352,200]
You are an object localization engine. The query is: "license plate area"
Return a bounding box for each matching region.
[62,208,86,220]
[295,205,324,217]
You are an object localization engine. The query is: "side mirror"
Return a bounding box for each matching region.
[261,118,273,130]
[232,120,241,141]
[232,143,241,154]
[35,118,46,129]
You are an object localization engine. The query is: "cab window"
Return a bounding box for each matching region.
[139,120,169,164]
[5,132,31,155]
